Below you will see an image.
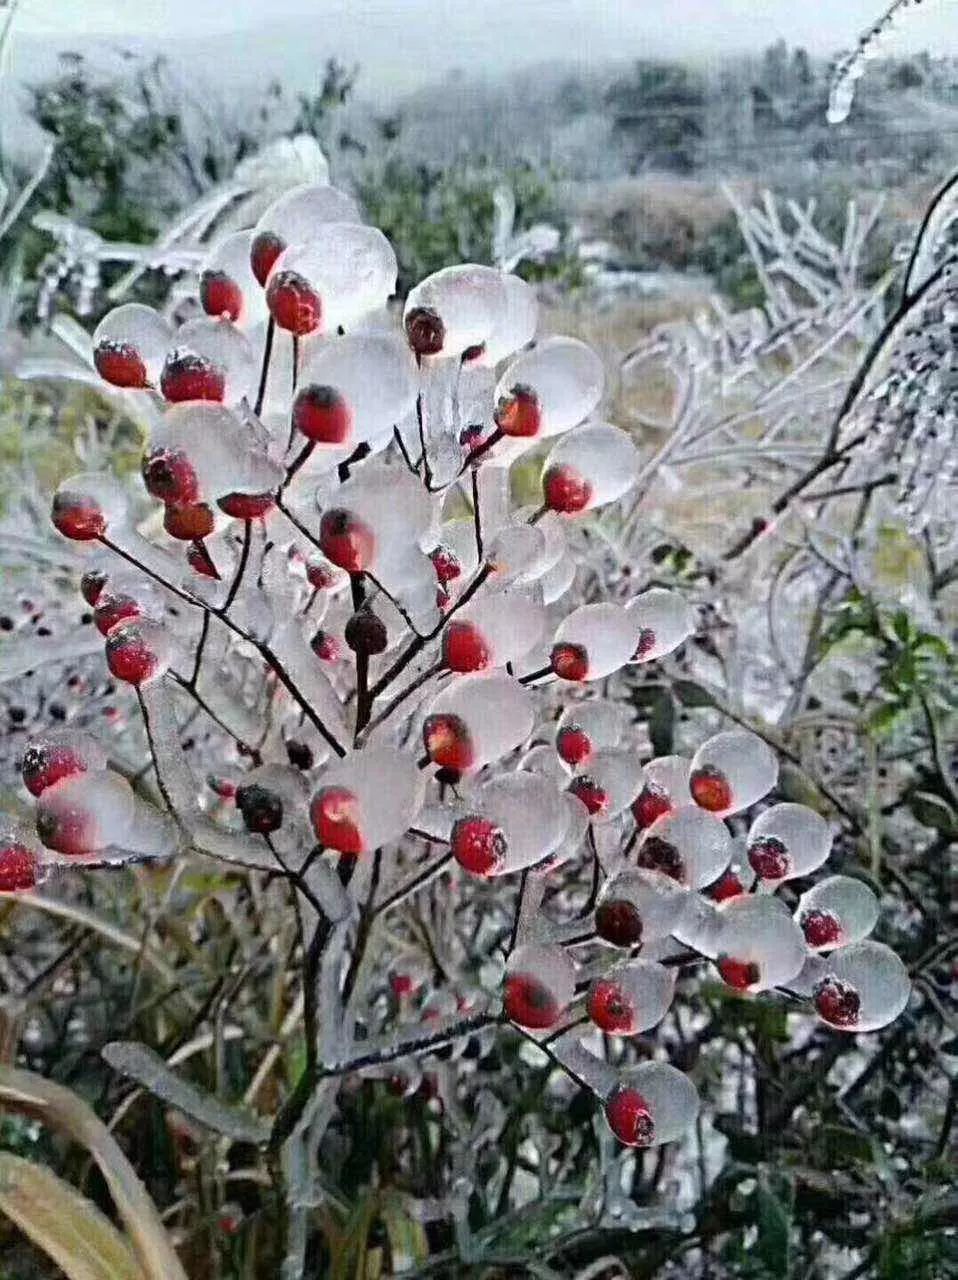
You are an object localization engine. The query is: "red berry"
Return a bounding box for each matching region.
[306,558,338,590]
[319,509,375,573]
[0,840,38,892]
[543,463,591,514]
[250,231,285,287]
[36,805,96,857]
[716,954,760,991]
[430,545,461,586]
[450,815,506,875]
[503,973,560,1029]
[21,744,87,797]
[390,972,416,998]
[568,775,608,816]
[495,384,541,438]
[404,307,445,357]
[310,629,341,661]
[690,765,733,813]
[187,540,221,579]
[443,621,491,673]
[105,624,160,685]
[631,784,672,830]
[310,786,363,856]
[551,642,589,681]
[164,502,215,541]
[636,835,684,881]
[633,628,656,660]
[292,385,352,444]
[51,492,106,541]
[160,352,225,403]
[587,979,636,1033]
[595,899,644,947]
[814,976,861,1027]
[344,609,388,656]
[94,340,147,388]
[218,492,274,520]
[79,570,107,606]
[801,909,843,949]
[605,1086,655,1146]
[709,870,745,903]
[266,270,322,336]
[556,725,591,766]
[93,591,141,636]
[423,713,474,771]
[142,448,200,505]
[748,835,790,881]
[200,270,243,322]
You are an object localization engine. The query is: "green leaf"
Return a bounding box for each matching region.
[671,679,717,708]
[909,792,958,835]
[755,1173,792,1274]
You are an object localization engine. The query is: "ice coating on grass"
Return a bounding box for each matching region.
[587,958,675,1034]
[552,603,638,681]
[690,729,778,817]
[607,1062,700,1147]
[404,264,508,359]
[814,941,910,1032]
[596,867,689,945]
[542,422,639,514]
[796,875,880,952]
[35,770,136,856]
[200,230,269,329]
[626,588,696,663]
[93,303,173,385]
[21,730,109,797]
[495,337,604,439]
[569,748,643,822]
[636,805,732,889]
[482,273,538,364]
[294,332,418,453]
[449,588,546,669]
[268,224,398,332]
[422,672,534,772]
[311,746,423,854]
[746,802,832,885]
[458,771,570,875]
[504,942,576,1028]
[163,317,256,405]
[712,894,807,992]
[252,183,361,248]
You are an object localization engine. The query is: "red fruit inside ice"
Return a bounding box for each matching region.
[21,744,88,797]
[292,385,353,443]
[319,509,375,573]
[160,352,225,403]
[404,306,445,357]
[310,786,363,856]
[556,725,591,767]
[266,270,322,336]
[142,449,200,505]
[310,629,341,661]
[543,464,591,514]
[633,628,656,660]
[748,835,790,881]
[503,972,560,1029]
[814,976,861,1027]
[94,340,148,389]
[94,592,142,636]
[587,979,635,1033]
[568,775,608,816]
[164,502,215,541]
[636,835,684,882]
[105,625,160,685]
[631,784,672,830]
[218,492,274,520]
[250,231,285,287]
[430,545,461,586]
[79,570,107,606]
[236,783,283,835]
[495,384,541,438]
[422,713,474,771]
[390,972,416,998]
[690,764,733,813]
[200,270,244,322]
[717,954,760,991]
[450,815,506,876]
[443,621,491,673]
[595,899,643,947]
[551,642,589,681]
[709,870,745,903]
[51,493,106,541]
[306,559,338,590]
[605,1086,655,1147]
[187,540,221,579]
[0,840,38,892]
[36,805,97,857]
[801,909,843,949]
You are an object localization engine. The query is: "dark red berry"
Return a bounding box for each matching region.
[105,625,159,685]
[495,384,541,438]
[551,642,589,681]
[310,629,341,661]
[709,870,744,903]
[217,492,274,519]
[236,783,283,835]
[160,351,225,403]
[450,815,506,875]
[250,231,285,286]
[801,909,843,949]
[631,784,671,830]
[0,840,38,892]
[266,270,322,336]
[430,545,461,585]
[344,608,388,656]
[93,591,141,636]
[717,954,760,990]
[292,385,352,444]
[52,493,106,541]
[404,307,445,357]
[568,774,608,816]
[814,976,860,1027]
[423,713,474,771]
[164,502,215,541]
[556,725,591,766]
[543,464,591,514]
[80,570,107,606]
[142,449,200,505]
[690,764,733,813]
[636,835,684,882]
[595,899,643,947]
[21,743,88,797]
[200,270,243,321]
[748,835,790,881]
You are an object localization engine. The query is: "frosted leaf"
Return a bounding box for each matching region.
[605,1062,699,1147]
[93,303,173,387]
[199,230,269,330]
[494,337,604,440]
[161,317,256,406]
[250,183,361,283]
[51,472,128,542]
[487,523,547,586]
[586,958,675,1034]
[516,743,570,787]
[555,698,630,768]
[21,730,108,797]
[310,746,422,855]
[149,403,282,505]
[626,588,695,663]
[450,771,569,876]
[541,422,639,515]
[551,602,637,682]
[267,224,398,333]
[36,770,136,856]
[813,941,910,1032]
[538,553,576,605]
[504,942,576,1030]
[595,867,688,946]
[672,891,723,957]
[482,273,538,364]
[444,589,545,672]
[322,464,434,575]
[689,730,778,817]
[631,755,692,830]
[422,672,534,772]
[712,894,807,993]
[797,876,880,953]
[746,802,832,885]
[293,332,418,454]
[0,816,45,892]
[706,839,757,903]
[123,797,177,858]
[636,805,732,889]
[403,264,508,359]
[568,748,642,822]
[105,619,174,686]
